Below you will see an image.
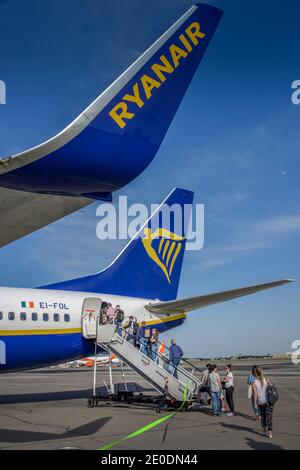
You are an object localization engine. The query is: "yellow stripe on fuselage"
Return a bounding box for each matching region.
[0,328,81,336]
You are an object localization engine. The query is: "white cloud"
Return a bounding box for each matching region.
[254,214,300,235]
[187,212,300,273]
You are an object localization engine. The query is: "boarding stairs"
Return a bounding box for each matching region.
[96,323,204,402]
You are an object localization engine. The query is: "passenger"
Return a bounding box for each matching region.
[252,367,274,439]
[100,302,108,325]
[115,305,125,336]
[247,365,260,420]
[124,316,138,345]
[106,303,115,324]
[136,321,146,350]
[198,363,211,404]
[139,323,150,355]
[209,364,222,417]
[149,328,159,363]
[223,364,235,416]
[169,339,183,379]
[156,376,169,413]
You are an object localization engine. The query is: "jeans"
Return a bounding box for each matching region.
[139,337,148,355]
[225,386,235,413]
[258,403,273,431]
[157,391,167,412]
[211,391,222,416]
[151,343,158,363]
[117,320,122,336]
[126,334,135,346]
[171,358,181,379]
[251,396,260,416]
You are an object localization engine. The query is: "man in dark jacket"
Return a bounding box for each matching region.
[115,305,124,336]
[124,316,138,345]
[169,339,183,379]
[136,321,147,353]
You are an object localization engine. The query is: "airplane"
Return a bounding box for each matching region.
[0,3,223,248]
[0,188,293,373]
[70,354,122,368]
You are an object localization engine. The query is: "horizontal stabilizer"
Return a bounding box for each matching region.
[145,279,294,314]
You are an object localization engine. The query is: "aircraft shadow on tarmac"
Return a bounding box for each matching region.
[0,382,153,405]
[0,417,111,443]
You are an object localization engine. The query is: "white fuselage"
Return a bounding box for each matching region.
[0,287,186,372]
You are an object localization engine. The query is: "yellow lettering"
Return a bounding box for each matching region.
[123,83,144,108]
[169,44,188,68]
[109,26,204,127]
[179,33,193,52]
[109,102,135,129]
[141,74,161,100]
[185,22,206,46]
[151,55,174,83]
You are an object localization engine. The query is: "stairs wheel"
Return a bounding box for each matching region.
[87,398,94,408]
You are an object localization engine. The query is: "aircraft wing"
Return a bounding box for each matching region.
[145,279,294,314]
[0,3,223,247]
[0,186,91,248]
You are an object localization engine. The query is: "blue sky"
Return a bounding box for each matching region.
[0,0,299,356]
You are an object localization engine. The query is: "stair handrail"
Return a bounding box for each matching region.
[117,326,201,388]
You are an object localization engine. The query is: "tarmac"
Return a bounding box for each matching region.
[0,360,299,450]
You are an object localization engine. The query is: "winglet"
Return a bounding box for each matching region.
[0,4,223,199]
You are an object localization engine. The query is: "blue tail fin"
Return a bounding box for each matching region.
[44,188,194,301]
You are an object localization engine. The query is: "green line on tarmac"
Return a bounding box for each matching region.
[99,383,189,451]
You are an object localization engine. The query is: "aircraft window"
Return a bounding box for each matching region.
[43,313,49,322]
[54,313,60,322]
[8,312,15,321]
[32,312,38,321]
[0,311,2,320]
[64,314,70,322]
[20,312,27,321]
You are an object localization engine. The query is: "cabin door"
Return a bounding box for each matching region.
[81,297,102,339]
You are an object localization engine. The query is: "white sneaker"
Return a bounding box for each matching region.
[226,412,234,416]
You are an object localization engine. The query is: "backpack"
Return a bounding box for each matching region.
[266,383,279,405]
[116,310,124,321]
[133,322,138,335]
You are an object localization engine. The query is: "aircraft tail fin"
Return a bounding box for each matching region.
[43,188,194,301]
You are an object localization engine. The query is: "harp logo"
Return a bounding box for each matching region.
[142,228,185,283]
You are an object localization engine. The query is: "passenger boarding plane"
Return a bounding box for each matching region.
[0,188,293,372]
[0,3,223,248]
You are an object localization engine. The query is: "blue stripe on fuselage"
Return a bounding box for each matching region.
[0,332,94,373]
